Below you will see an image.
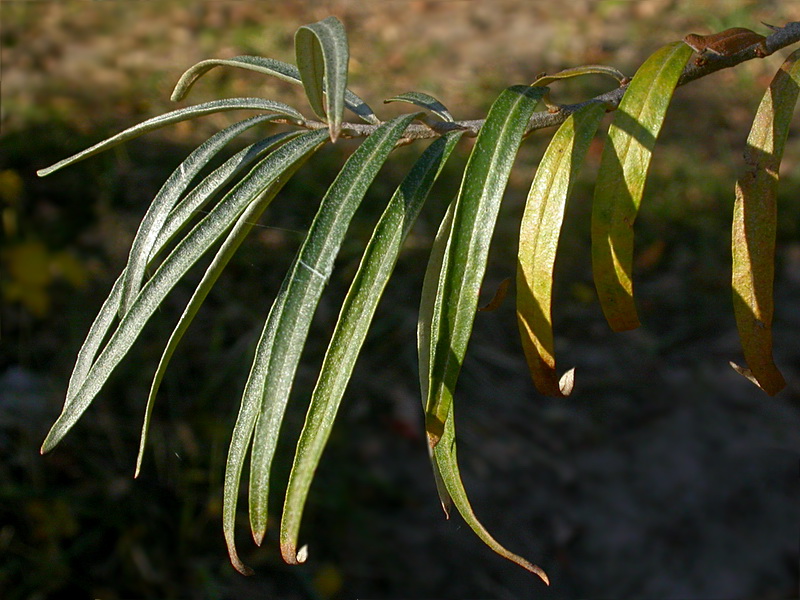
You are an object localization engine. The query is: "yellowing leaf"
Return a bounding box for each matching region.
[591,41,692,332]
[730,49,800,395]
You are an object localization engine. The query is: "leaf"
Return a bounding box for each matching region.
[279,131,464,565]
[730,49,800,395]
[591,41,693,332]
[60,131,298,426]
[170,55,380,125]
[37,98,305,177]
[423,85,548,578]
[433,405,549,584]
[119,114,283,317]
[418,200,457,516]
[40,129,329,455]
[135,132,306,477]
[424,84,545,446]
[516,102,605,396]
[242,113,419,548]
[384,91,455,122]
[295,17,349,141]
[531,64,628,87]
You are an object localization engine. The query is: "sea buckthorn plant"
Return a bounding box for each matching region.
[37,16,800,584]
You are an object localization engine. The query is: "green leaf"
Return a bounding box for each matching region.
[119,114,283,317]
[244,113,419,547]
[135,131,306,477]
[170,55,380,125]
[37,98,305,177]
[60,131,298,426]
[40,129,329,455]
[730,49,800,395]
[418,200,456,516]
[295,17,350,141]
[279,131,464,564]
[531,64,628,87]
[424,84,545,446]
[591,41,692,332]
[384,91,455,122]
[433,405,549,584]
[517,102,605,396]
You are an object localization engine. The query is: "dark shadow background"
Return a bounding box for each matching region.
[2,1,799,599]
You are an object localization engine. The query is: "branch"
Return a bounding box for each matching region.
[293,21,800,141]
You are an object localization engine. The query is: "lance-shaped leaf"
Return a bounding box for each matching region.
[295,16,349,141]
[119,114,282,317]
[60,131,299,424]
[37,98,304,177]
[731,50,800,395]
[135,131,306,477]
[171,55,380,125]
[40,129,329,454]
[245,113,419,546]
[279,131,464,565]
[385,91,455,122]
[591,41,692,331]
[418,200,457,516]
[424,84,545,446]
[517,102,605,396]
[531,64,628,87]
[433,404,550,584]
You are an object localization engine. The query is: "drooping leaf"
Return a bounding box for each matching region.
[295,16,349,141]
[424,84,545,446]
[418,200,457,516]
[37,98,305,177]
[730,49,800,395]
[517,102,605,396]
[135,131,306,477]
[433,404,550,584]
[40,129,329,455]
[170,55,380,125]
[119,114,283,317]
[279,131,464,565]
[591,41,692,331]
[61,132,298,426]
[243,113,419,547]
[422,84,548,578]
[384,91,455,122]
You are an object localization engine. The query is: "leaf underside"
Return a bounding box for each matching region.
[730,49,800,395]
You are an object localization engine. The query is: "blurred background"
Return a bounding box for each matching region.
[2,1,799,598]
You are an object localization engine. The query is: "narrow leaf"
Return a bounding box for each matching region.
[295,17,349,141]
[135,133,305,477]
[532,64,628,87]
[171,55,380,125]
[591,42,692,331]
[517,102,605,396]
[60,131,298,424]
[280,131,464,564]
[418,201,457,516]
[434,405,549,584]
[731,49,800,395]
[385,91,455,122]
[37,98,305,177]
[246,113,418,545]
[425,85,545,446]
[119,114,282,317]
[40,129,329,454]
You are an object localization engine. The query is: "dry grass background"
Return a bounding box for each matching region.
[2,1,799,599]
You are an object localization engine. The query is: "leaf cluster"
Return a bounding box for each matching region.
[37,16,800,583]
